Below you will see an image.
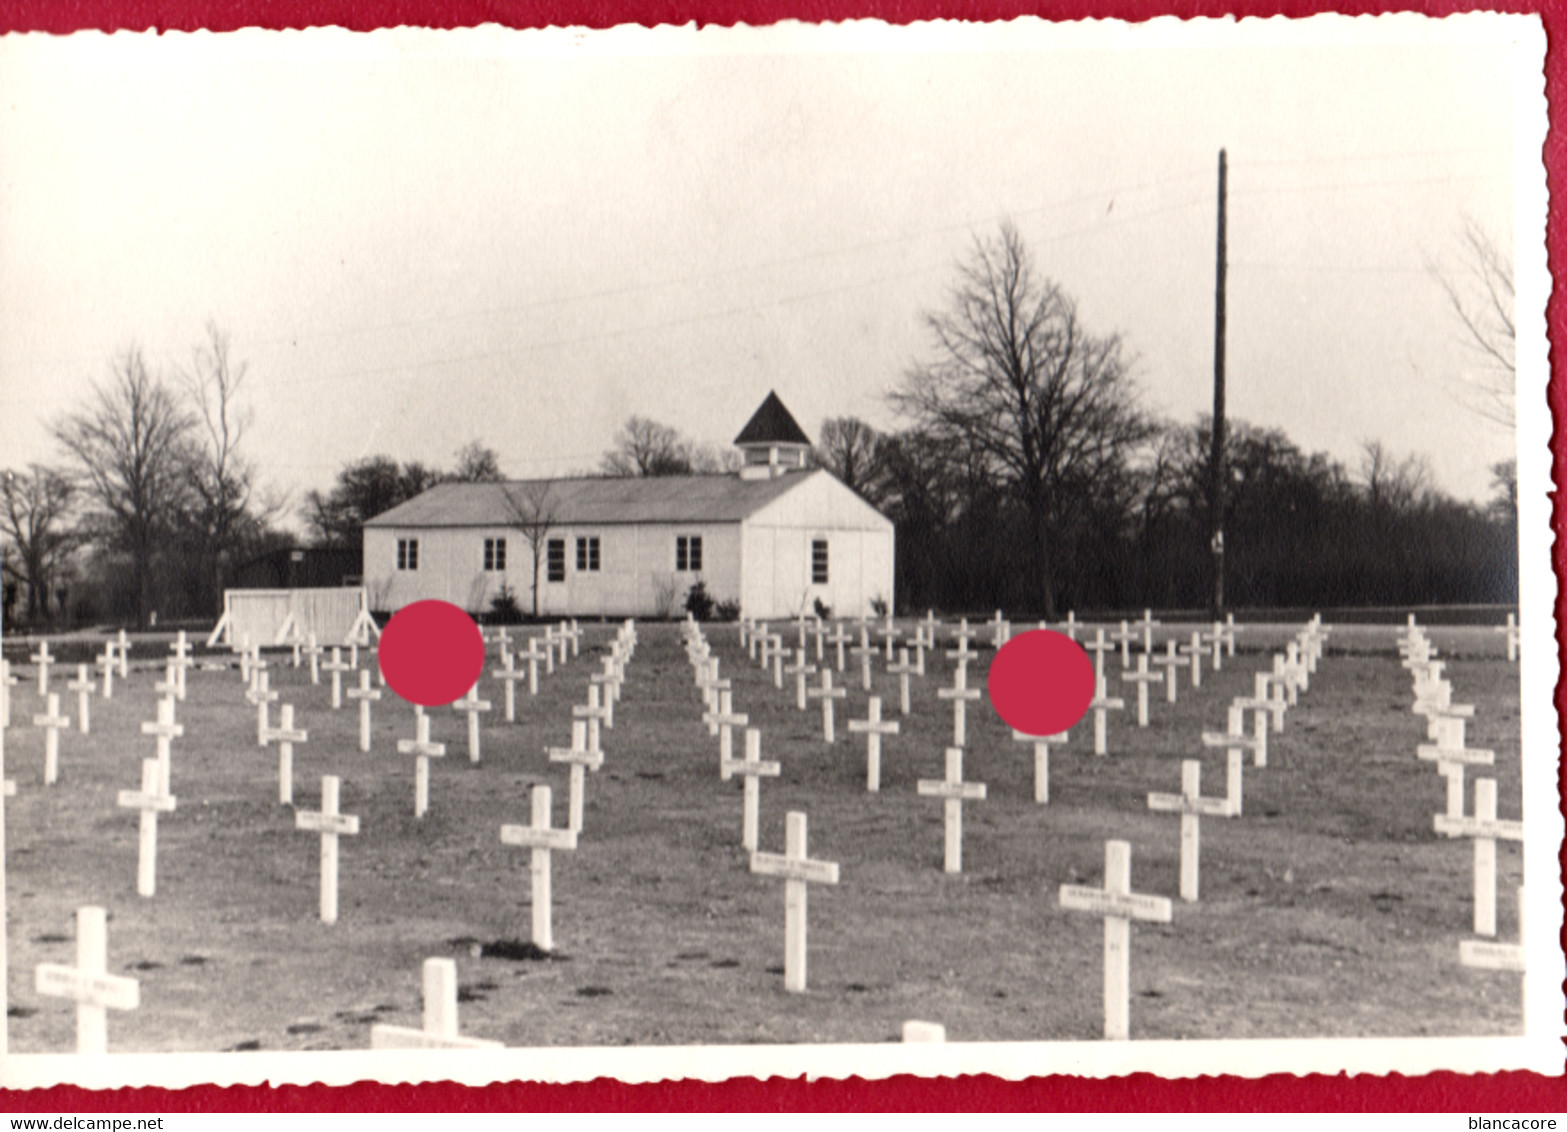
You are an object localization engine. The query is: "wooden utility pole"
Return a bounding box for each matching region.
[1209,149,1228,618]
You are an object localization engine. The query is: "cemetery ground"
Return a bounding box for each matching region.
[1,620,1523,1052]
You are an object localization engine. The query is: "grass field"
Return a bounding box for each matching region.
[0,619,1524,1052]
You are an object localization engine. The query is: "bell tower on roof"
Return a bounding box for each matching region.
[734,391,812,480]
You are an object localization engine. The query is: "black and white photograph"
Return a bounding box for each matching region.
[0,13,1554,1089]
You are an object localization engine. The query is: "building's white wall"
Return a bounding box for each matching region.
[740,471,895,620]
[364,522,741,618]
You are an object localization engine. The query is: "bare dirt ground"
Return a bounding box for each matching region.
[1,618,1523,1051]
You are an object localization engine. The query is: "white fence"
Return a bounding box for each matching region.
[207,587,379,651]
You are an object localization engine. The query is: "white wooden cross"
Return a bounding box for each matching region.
[115,628,131,677]
[745,619,762,662]
[369,958,503,1049]
[1434,777,1522,937]
[785,649,818,711]
[945,639,979,683]
[1239,671,1287,736]
[168,631,193,700]
[30,640,53,697]
[500,784,578,951]
[917,747,987,873]
[33,693,70,786]
[67,664,94,735]
[452,684,492,763]
[810,617,828,663]
[396,707,447,818]
[805,668,847,744]
[1087,675,1124,756]
[750,811,839,993]
[1082,629,1115,683]
[881,617,904,662]
[519,637,548,694]
[248,669,279,746]
[826,622,850,673]
[302,632,323,684]
[35,906,140,1054]
[321,647,352,709]
[705,689,749,778]
[886,648,919,716]
[1058,610,1079,643]
[590,654,623,718]
[1150,640,1188,704]
[548,720,603,834]
[950,618,980,651]
[345,669,382,753]
[349,640,360,669]
[572,684,610,755]
[1058,840,1172,1041]
[491,654,527,722]
[1201,703,1265,813]
[566,618,582,658]
[1147,760,1232,902]
[938,665,982,746]
[760,633,787,689]
[96,645,116,699]
[0,658,14,729]
[238,634,252,683]
[1222,612,1239,657]
[295,775,359,924]
[261,703,308,806]
[1495,612,1519,662]
[1201,621,1225,672]
[1418,717,1494,826]
[541,626,559,675]
[1134,609,1161,654]
[140,695,183,795]
[848,696,900,792]
[1012,728,1067,803]
[153,661,180,704]
[117,758,175,898]
[1120,654,1163,728]
[721,728,780,851]
[1109,620,1137,668]
[1178,631,1205,689]
[849,629,877,693]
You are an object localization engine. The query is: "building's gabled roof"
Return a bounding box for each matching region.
[363,471,813,529]
[733,391,812,448]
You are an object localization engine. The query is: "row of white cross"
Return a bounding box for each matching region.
[1400,616,1525,986]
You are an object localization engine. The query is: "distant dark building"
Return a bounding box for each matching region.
[231,546,362,591]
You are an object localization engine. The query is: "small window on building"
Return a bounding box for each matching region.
[483,537,507,571]
[396,538,419,571]
[811,538,829,584]
[676,535,703,572]
[576,536,600,572]
[547,538,565,583]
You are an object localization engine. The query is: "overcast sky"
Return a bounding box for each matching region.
[0,16,1536,529]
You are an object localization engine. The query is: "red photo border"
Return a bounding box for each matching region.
[0,0,1558,1111]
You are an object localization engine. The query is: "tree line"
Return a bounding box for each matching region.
[4,222,1516,629]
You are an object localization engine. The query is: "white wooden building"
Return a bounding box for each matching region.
[361,394,895,620]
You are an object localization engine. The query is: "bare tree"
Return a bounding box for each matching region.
[53,348,194,626]
[451,440,504,483]
[179,323,280,613]
[1359,439,1435,516]
[1431,217,1515,427]
[0,465,80,625]
[601,416,695,476]
[892,222,1154,617]
[815,417,890,505]
[502,482,558,618]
